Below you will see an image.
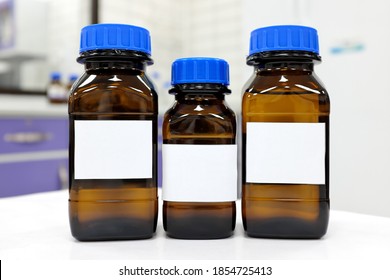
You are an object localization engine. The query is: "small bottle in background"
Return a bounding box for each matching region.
[67,74,79,91]
[47,71,67,104]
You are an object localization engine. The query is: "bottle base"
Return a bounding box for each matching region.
[164,216,235,240]
[163,201,236,240]
[69,186,158,241]
[242,194,329,239]
[166,231,234,240]
[70,217,156,241]
[243,215,329,239]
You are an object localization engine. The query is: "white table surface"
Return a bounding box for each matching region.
[1,190,389,260]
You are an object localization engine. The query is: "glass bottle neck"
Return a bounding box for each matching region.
[79,50,152,73]
[247,51,320,75]
[84,59,147,73]
[170,84,229,103]
[254,61,314,74]
[175,93,225,103]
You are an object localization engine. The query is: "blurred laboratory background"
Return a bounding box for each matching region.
[0,0,389,218]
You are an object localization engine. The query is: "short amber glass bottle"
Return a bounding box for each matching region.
[163,57,237,239]
[47,72,67,104]
[68,24,158,241]
[242,25,330,238]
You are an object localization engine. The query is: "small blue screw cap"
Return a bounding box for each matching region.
[171,57,229,86]
[51,72,61,80]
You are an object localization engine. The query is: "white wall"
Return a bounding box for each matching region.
[310,0,390,218]
[46,0,90,84]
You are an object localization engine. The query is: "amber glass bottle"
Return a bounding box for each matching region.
[163,57,237,239]
[68,24,158,241]
[242,25,330,238]
[47,72,67,104]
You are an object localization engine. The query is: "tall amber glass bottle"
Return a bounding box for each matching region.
[242,25,330,238]
[68,24,158,241]
[163,57,237,239]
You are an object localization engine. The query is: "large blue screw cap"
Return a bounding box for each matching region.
[249,25,319,55]
[171,57,229,86]
[79,23,151,55]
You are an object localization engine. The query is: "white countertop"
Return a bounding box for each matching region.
[0,94,67,117]
[1,190,390,260]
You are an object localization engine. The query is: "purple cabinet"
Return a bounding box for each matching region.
[0,117,68,197]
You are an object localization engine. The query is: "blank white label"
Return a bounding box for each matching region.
[162,144,238,202]
[246,122,325,184]
[74,120,152,179]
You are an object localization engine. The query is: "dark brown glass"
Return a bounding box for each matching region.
[163,84,236,239]
[68,52,158,241]
[242,53,330,238]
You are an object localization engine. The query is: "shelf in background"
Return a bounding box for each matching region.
[0,94,67,117]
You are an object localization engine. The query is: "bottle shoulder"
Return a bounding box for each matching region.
[163,101,236,140]
[69,72,158,114]
[164,100,236,120]
[244,71,328,96]
[242,71,330,115]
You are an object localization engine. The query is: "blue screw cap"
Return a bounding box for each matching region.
[171,57,229,86]
[79,23,151,55]
[249,25,319,55]
[69,74,78,82]
[51,72,61,80]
